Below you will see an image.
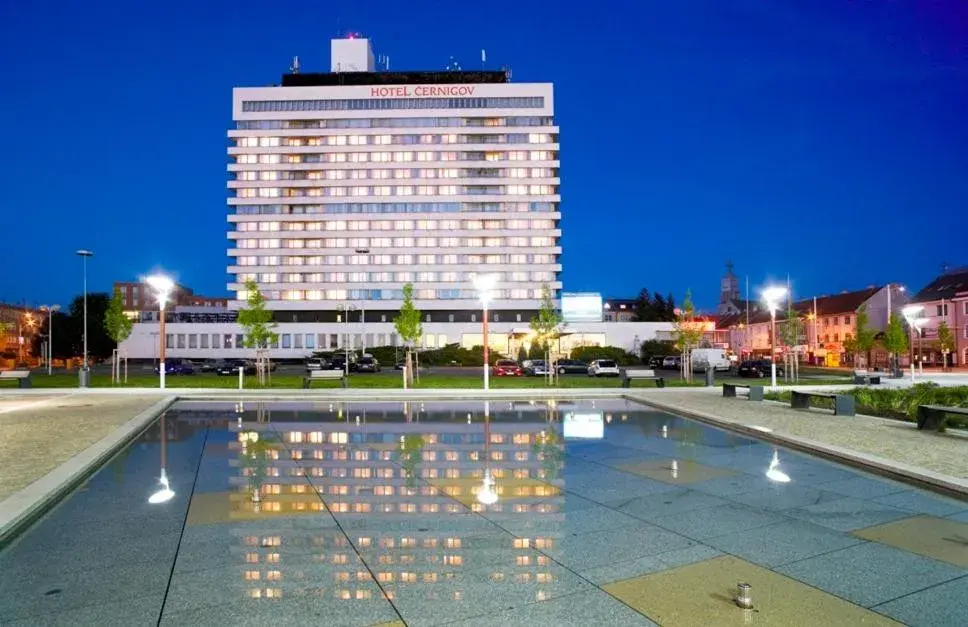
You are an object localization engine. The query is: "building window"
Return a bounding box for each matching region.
[200,334,209,349]
[306,333,315,349]
[330,334,338,348]
[212,334,220,348]
[294,334,303,349]
[493,313,499,322]
[937,304,948,316]
[425,314,431,323]
[188,334,198,349]
[380,314,387,322]
[166,334,174,349]
[177,334,186,349]
[844,316,851,325]
[471,314,476,323]
[516,313,522,322]
[224,334,234,349]
[236,334,245,349]
[281,334,291,349]
[448,314,454,322]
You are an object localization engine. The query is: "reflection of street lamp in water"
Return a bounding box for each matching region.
[148,413,175,504]
[477,401,499,506]
[765,450,791,483]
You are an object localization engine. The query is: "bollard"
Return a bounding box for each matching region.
[735,583,753,609]
[670,459,679,479]
[705,366,715,387]
[238,366,244,390]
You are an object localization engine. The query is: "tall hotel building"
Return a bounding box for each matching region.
[228,36,561,326]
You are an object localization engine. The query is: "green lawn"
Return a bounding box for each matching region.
[4,372,849,391]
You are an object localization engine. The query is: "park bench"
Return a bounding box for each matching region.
[302,369,347,389]
[722,383,763,401]
[621,369,665,388]
[916,405,968,432]
[0,370,31,388]
[791,390,855,416]
[853,369,881,385]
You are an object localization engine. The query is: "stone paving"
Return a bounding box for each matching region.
[0,394,164,500]
[626,387,968,486]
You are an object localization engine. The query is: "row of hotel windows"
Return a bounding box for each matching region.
[234,218,555,232]
[231,288,546,301]
[234,150,556,164]
[234,253,557,266]
[236,116,553,130]
[235,271,556,284]
[233,202,557,216]
[168,331,451,350]
[240,96,545,112]
[234,167,556,181]
[235,236,558,249]
[245,454,543,474]
[235,185,557,198]
[235,134,555,147]
[242,535,550,551]
[276,431,535,446]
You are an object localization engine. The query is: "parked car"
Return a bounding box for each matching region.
[737,360,785,378]
[523,360,549,376]
[305,358,324,373]
[216,359,255,376]
[356,355,381,373]
[154,359,195,375]
[555,359,589,375]
[492,359,523,376]
[691,348,731,372]
[647,355,664,369]
[661,355,682,369]
[198,359,221,373]
[587,359,621,377]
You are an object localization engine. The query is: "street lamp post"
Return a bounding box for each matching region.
[762,286,788,388]
[146,274,174,389]
[355,248,370,352]
[76,249,94,386]
[338,303,357,377]
[40,305,60,375]
[901,304,923,382]
[473,274,499,392]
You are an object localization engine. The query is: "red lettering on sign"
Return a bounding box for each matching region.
[369,85,477,98]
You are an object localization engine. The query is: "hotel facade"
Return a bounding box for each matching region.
[118,37,672,360]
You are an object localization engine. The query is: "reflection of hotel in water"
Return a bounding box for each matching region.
[225,401,566,602]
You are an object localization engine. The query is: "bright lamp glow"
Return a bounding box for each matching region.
[477,469,498,505]
[472,273,499,304]
[765,451,791,483]
[762,286,788,312]
[146,274,175,309]
[901,304,923,323]
[148,470,175,504]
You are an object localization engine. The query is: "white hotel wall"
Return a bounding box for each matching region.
[118,321,673,360]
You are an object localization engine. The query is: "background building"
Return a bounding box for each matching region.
[908,267,968,367]
[603,298,636,322]
[113,280,228,318]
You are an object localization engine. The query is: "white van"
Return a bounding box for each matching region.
[690,348,731,372]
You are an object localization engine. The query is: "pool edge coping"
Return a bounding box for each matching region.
[0,396,178,547]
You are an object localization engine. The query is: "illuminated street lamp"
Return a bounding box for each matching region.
[901,304,924,382]
[473,273,499,391]
[146,274,175,389]
[40,305,60,375]
[762,286,788,388]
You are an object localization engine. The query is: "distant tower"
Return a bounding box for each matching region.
[719,261,740,314]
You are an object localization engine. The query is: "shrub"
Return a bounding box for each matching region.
[570,345,639,366]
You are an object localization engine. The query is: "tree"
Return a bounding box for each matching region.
[851,306,876,368]
[104,289,134,383]
[68,293,113,360]
[673,290,704,382]
[530,284,562,383]
[937,321,954,372]
[237,279,278,385]
[393,283,422,388]
[883,313,908,375]
[517,345,527,363]
[778,303,804,382]
[632,288,656,321]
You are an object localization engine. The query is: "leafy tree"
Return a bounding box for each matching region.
[673,290,704,381]
[640,339,676,363]
[104,288,134,383]
[778,303,804,381]
[393,283,422,387]
[937,321,954,371]
[517,345,527,363]
[68,292,113,359]
[851,306,876,368]
[882,313,908,374]
[665,292,677,321]
[570,345,638,366]
[530,283,562,382]
[632,288,656,321]
[237,279,278,385]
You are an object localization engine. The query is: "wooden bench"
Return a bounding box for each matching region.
[853,369,881,385]
[621,369,665,388]
[0,370,31,388]
[722,383,763,401]
[302,369,347,389]
[791,390,855,416]
[916,405,968,432]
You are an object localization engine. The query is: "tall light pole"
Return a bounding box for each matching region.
[355,248,370,352]
[473,273,499,392]
[338,303,357,377]
[40,305,60,375]
[901,304,923,382]
[762,286,787,388]
[76,250,94,387]
[147,274,174,389]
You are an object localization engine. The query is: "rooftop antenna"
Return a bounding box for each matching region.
[481,49,486,70]
[502,64,512,81]
[447,56,461,71]
[378,54,390,71]
[289,56,300,74]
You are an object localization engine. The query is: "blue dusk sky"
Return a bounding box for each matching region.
[1,0,966,311]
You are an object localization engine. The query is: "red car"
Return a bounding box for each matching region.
[492,359,523,376]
